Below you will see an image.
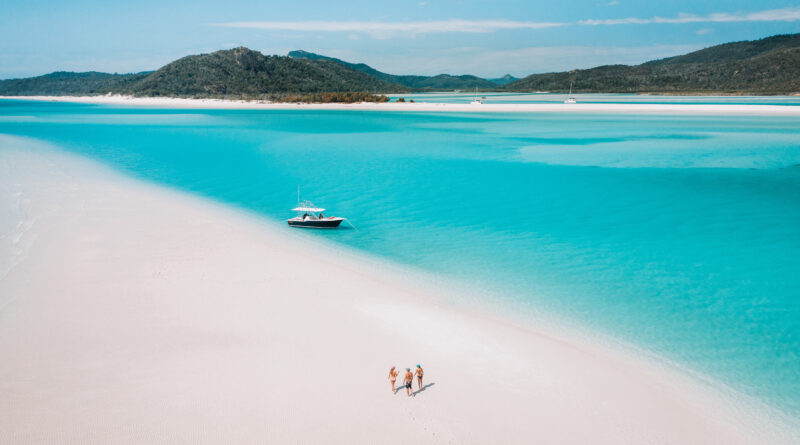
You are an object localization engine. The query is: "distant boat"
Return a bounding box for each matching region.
[470,87,483,105]
[564,82,577,104]
[287,200,344,228]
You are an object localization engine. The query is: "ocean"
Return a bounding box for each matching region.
[1,97,799,418]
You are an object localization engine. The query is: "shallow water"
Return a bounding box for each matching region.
[1,98,799,417]
[397,92,800,106]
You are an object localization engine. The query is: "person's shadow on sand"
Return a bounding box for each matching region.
[394,382,436,395]
[413,382,435,396]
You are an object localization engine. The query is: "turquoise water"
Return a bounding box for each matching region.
[1,98,799,418]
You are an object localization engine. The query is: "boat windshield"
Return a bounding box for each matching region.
[292,200,325,213]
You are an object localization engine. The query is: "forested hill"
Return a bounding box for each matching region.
[0,48,407,98]
[288,50,499,90]
[126,48,406,96]
[0,71,149,96]
[505,33,800,94]
[487,74,518,85]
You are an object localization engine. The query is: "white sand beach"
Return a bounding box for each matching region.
[4,95,800,116]
[0,139,795,444]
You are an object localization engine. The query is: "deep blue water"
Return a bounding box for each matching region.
[1,98,799,417]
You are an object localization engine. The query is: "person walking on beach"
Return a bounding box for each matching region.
[404,368,414,397]
[388,366,399,394]
[415,364,424,390]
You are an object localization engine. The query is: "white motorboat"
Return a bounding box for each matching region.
[287,200,344,228]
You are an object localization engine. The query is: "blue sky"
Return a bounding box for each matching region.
[1,0,798,79]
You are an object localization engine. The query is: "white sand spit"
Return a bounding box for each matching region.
[3,95,800,115]
[0,141,794,444]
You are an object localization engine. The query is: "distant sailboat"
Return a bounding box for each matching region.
[470,87,483,105]
[564,82,577,104]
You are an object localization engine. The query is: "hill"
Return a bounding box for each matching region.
[123,48,406,97]
[288,50,498,90]
[505,34,800,94]
[0,48,406,99]
[0,71,149,96]
[487,74,518,86]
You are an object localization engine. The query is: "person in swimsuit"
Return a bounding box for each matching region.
[388,366,399,394]
[404,368,414,397]
[415,364,424,390]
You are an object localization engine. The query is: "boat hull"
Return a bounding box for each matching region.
[287,218,344,229]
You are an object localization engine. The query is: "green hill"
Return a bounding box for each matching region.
[487,74,518,86]
[288,50,497,90]
[0,71,149,96]
[123,48,406,97]
[0,48,406,99]
[505,34,800,94]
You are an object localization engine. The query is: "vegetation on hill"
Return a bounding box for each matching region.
[505,34,800,94]
[120,48,406,97]
[289,50,498,90]
[487,74,518,85]
[0,48,404,101]
[0,71,148,96]
[278,92,390,103]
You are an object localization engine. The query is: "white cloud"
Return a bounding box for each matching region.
[695,28,714,35]
[342,44,705,77]
[580,6,800,25]
[213,7,800,38]
[213,19,564,36]
[209,6,800,45]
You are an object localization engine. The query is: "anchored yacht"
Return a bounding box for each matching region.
[287,200,344,229]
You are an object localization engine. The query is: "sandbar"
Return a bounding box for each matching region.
[0,137,796,443]
[3,95,800,116]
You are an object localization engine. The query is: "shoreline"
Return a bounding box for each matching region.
[4,95,800,115]
[1,137,798,443]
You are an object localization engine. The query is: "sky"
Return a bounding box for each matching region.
[1,0,799,79]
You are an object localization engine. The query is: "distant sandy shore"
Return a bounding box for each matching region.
[1,135,797,443]
[4,95,800,115]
